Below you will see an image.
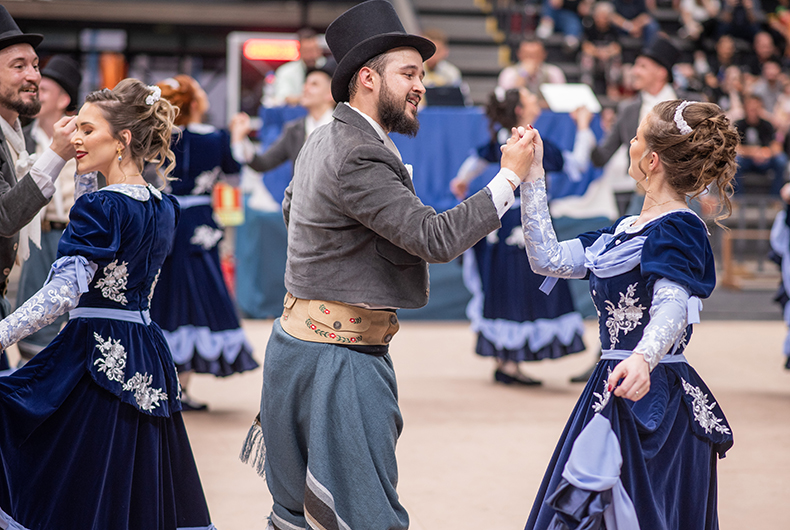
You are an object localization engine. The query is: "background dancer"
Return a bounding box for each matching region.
[0,79,214,530]
[520,100,736,529]
[450,86,594,385]
[150,74,257,412]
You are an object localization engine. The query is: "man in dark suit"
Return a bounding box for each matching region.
[591,36,680,169]
[0,8,77,369]
[245,2,537,529]
[230,60,337,175]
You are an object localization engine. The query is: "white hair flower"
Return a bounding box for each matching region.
[145,85,161,105]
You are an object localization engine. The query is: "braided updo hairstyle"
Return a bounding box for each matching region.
[643,100,740,223]
[84,78,178,181]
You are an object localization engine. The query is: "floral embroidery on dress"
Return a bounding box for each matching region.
[93,332,127,383]
[94,260,129,305]
[191,167,220,195]
[190,225,223,250]
[122,372,168,412]
[680,377,731,435]
[604,283,646,347]
[148,268,161,306]
[592,368,613,413]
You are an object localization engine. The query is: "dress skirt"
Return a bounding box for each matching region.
[150,203,257,376]
[525,358,733,530]
[0,317,214,530]
[464,208,586,363]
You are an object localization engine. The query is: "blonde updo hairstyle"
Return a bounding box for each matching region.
[642,100,740,224]
[84,78,178,181]
[156,74,199,126]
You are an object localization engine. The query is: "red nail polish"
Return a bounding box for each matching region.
[607,384,612,392]
[528,124,534,129]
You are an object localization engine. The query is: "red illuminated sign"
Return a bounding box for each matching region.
[243,39,300,61]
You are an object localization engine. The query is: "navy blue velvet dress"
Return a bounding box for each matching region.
[525,211,733,530]
[465,135,586,362]
[0,185,214,529]
[150,125,257,376]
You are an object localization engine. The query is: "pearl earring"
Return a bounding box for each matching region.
[117,147,123,162]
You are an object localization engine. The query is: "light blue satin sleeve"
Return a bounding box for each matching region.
[74,171,99,200]
[520,177,587,279]
[0,256,98,349]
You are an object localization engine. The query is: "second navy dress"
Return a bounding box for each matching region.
[150,124,257,376]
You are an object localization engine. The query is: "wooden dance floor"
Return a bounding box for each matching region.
[178,319,790,529]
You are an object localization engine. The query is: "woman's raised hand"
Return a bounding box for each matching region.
[500,126,537,181]
[51,115,77,161]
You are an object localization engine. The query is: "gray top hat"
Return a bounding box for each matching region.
[325,0,435,102]
[0,6,42,51]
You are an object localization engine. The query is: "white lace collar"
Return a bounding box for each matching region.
[103,183,163,201]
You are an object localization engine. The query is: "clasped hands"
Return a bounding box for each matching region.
[500,125,544,186]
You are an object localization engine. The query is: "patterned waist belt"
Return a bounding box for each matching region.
[279,292,399,346]
[601,349,688,364]
[70,307,152,325]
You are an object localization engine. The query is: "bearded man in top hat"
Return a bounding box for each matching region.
[242,1,537,529]
[0,9,77,371]
[14,55,82,365]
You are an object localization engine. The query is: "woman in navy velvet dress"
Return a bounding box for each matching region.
[150,75,257,411]
[450,87,595,385]
[520,100,736,529]
[0,80,214,529]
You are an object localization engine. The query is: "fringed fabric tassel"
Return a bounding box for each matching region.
[239,413,266,478]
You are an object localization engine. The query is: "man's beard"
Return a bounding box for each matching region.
[0,86,41,118]
[378,79,419,137]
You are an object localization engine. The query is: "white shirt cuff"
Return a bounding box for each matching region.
[231,138,255,165]
[30,147,67,199]
[486,169,519,218]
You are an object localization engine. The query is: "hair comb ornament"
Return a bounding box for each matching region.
[145,85,161,105]
[674,101,693,135]
[494,86,506,103]
[162,78,180,89]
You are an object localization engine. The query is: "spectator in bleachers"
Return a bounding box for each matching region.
[536,0,593,50]
[741,31,781,79]
[705,34,739,82]
[497,38,566,96]
[580,1,623,97]
[678,0,721,51]
[752,58,784,113]
[421,28,463,87]
[719,0,760,44]
[703,64,745,121]
[270,28,326,106]
[610,0,660,46]
[734,93,787,195]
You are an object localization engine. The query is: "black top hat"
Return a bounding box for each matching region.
[42,55,82,112]
[0,6,42,52]
[638,37,680,83]
[306,56,337,81]
[325,0,435,102]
